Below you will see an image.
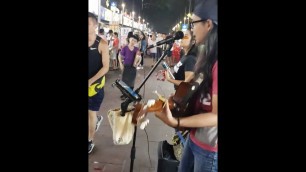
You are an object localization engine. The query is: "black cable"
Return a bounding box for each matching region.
[140,51,165,168]
[144,128,153,167]
[140,55,153,168]
[143,57,153,167]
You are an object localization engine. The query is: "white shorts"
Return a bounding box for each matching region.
[110,50,117,60]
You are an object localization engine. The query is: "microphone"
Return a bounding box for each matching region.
[147,31,184,49]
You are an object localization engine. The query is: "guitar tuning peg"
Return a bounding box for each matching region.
[153,90,159,95]
[153,90,166,101]
[139,118,149,130]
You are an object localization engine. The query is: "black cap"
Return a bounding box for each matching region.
[127,31,134,38]
[88,12,97,22]
[194,0,218,25]
[129,34,139,42]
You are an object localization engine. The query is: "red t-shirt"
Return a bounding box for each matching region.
[172,43,181,62]
[190,61,218,152]
[113,37,119,49]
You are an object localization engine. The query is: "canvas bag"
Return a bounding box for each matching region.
[107,107,135,145]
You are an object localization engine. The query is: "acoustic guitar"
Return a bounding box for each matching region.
[132,73,204,127]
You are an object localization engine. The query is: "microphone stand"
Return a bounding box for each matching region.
[130,43,174,172]
[115,42,174,172]
[135,43,172,94]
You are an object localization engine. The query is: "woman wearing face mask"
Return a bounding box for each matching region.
[165,29,198,91]
[118,34,142,100]
[148,33,157,67]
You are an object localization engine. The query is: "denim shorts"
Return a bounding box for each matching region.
[178,135,218,172]
[88,88,104,111]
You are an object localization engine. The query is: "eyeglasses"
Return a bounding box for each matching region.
[190,19,207,28]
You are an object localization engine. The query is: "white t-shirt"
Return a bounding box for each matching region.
[156,36,163,48]
[107,34,114,49]
[148,38,157,53]
[98,34,107,42]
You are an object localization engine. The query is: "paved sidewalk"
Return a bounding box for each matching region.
[89,56,177,172]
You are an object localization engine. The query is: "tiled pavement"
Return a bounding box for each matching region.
[89,56,177,172]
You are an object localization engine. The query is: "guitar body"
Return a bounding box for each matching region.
[132,73,204,127]
[170,81,200,118]
[132,99,165,125]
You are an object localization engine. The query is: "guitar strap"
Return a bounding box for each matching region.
[175,129,186,147]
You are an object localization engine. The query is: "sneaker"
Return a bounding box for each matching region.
[88,140,95,154]
[136,66,143,70]
[95,116,103,132]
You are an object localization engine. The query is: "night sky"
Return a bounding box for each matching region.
[105,0,192,33]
